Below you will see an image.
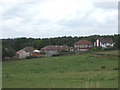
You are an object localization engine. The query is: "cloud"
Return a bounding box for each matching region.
[94,2,118,10]
[0,0,118,39]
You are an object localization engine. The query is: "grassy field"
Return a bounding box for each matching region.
[92,50,119,56]
[2,50,118,88]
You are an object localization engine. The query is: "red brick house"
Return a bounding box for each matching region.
[94,38,114,48]
[74,39,93,52]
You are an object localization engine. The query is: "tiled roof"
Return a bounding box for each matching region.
[74,39,93,45]
[16,49,25,55]
[16,46,35,54]
[24,46,35,52]
[41,45,71,50]
[99,38,113,43]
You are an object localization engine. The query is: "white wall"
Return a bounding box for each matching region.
[101,43,114,48]
[96,39,99,47]
[94,39,114,48]
[19,51,30,59]
[44,50,59,56]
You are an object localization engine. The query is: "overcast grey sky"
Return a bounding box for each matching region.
[0,0,119,39]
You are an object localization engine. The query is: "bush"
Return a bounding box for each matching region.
[89,47,102,52]
[91,48,97,50]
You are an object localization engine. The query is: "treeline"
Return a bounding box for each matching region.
[2,34,120,58]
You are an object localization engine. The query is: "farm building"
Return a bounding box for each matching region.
[41,45,72,56]
[94,38,114,48]
[74,38,93,52]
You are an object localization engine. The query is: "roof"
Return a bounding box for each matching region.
[33,50,40,53]
[16,49,25,55]
[24,46,35,52]
[16,46,35,55]
[99,38,113,43]
[74,39,93,45]
[41,45,71,50]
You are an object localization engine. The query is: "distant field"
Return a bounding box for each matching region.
[2,51,118,88]
[92,50,119,56]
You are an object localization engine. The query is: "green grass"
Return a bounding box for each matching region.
[92,50,118,56]
[2,52,118,88]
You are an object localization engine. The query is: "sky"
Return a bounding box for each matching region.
[0,0,119,39]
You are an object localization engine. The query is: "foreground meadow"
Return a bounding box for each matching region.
[2,51,118,88]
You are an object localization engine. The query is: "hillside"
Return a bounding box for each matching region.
[3,51,118,88]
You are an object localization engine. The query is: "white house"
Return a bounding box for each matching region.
[16,49,30,59]
[94,38,114,48]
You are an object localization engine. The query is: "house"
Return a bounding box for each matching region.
[74,38,93,52]
[16,46,35,59]
[94,38,114,48]
[41,45,72,56]
[30,50,42,56]
[16,49,29,59]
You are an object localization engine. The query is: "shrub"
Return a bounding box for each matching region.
[89,47,102,52]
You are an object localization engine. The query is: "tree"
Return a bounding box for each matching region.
[2,34,119,54]
[113,34,120,49]
[2,47,16,59]
[7,48,16,58]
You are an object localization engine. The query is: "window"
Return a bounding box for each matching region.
[80,45,82,47]
[89,45,91,47]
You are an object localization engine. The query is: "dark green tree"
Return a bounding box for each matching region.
[2,47,16,58]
